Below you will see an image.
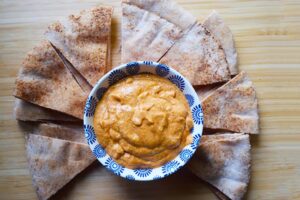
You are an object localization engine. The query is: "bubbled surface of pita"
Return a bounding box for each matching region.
[188,133,251,200]
[14,41,87,119]
[202,71,259,134]
[121,3,183,63]
[203,11,238,75]
[26,134,95,200]
[45,6,113,86]
[160,22,230,86]
[122,0,196,31]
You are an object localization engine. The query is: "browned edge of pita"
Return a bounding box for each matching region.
[122,0,196,31]
[202,71,259,134]
[203,10,238,75]
[107,17,112,71]
[13,40,87,119]
[14,98,80,122]
[45,6,113,86]
[188,133,251,200]
[25,134,95,200]
[160,22,231,86]
[121,3,185,63]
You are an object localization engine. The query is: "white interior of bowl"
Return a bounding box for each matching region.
[83,61,203,181]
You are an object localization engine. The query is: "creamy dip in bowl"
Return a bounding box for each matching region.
[83,61,203,181]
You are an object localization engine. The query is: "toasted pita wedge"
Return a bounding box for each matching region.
[195,82,224,101]
[122,0,196,31]
[121,3,185,63]
[14,41,87,119]
[188,133,251,200]
[49,42,93,93]
[32,123,86,144]
[26,134,95,200]
[45,6,113,86]
[160,22,230,86]
[203,11,238,75]
[14,99,79,122]
[202,71,259,133]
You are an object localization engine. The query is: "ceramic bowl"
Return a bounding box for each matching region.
[83,61,203,181]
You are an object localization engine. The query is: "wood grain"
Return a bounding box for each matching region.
[1,0,300,199]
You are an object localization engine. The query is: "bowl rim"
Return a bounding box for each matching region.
[83,61,203,181]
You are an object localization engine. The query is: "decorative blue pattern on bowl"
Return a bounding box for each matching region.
[105,157,124,175]
[191,134,201,150]
[162,161,180,176]
[143,61,153,65]
[156,64,170,77]
[83,61,203,181]
[190,127,194,134]
[168,75,185,91]
[179,149,193,162]
[108,69,126,86]
[126,62,140,75]
[93,144,106,158]
[84,96,97,117]
[84,124,96,145]
[185,94,194,107]
[134,169,153,177]
[125,175,135,180]
[96,87,107,100]
[192,104,204,125]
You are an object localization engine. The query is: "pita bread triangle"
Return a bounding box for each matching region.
[33,123,86,144]
[14,40,87,119]
[14,99,79,122]
[45,6,113,86]
[195,82,224,101]
[159,22,231,86]
[122,0,196,31]
[202,71,259,134]
[203,11,238,75]
[188,133,251,200]
[26,134,95,200]
[121,1,195,63]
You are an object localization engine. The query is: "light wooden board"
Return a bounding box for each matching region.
[1,0,300,199]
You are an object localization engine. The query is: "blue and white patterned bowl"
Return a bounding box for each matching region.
[83,61,203,181]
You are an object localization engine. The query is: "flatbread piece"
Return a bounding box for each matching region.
[122,0,196,31]
[195,83,224,101]
[32,123,86,144]
[203,11,238,75]
[121,3,184,63]
[160,22,230,86]
[26,134,95,200]
[188,133,251,200]
[45,6,113,86]
[14,99,79,122]
[14,41,88,119]
[202,71,259,133]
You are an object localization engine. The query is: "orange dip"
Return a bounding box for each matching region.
[94,74,193,168]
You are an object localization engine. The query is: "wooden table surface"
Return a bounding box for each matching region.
[1,0,300,199]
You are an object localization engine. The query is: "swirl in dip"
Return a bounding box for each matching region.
[94,74,193,168]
